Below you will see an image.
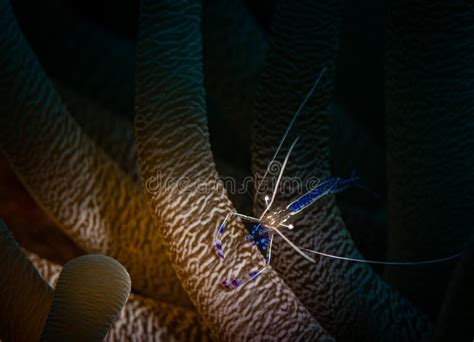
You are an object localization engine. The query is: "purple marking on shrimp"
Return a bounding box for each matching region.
[248,270,259,278]
[217,223,225,236]
[231,279,241,288]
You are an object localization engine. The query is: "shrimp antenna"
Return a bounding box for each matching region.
[267,225,316,263]
[267,225,462,266]
[259,137,299,221]
[300,247,464,266]
[254,67,327,204]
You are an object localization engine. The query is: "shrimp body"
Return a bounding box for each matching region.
[246,224,271,254]
[288,173,359,215]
